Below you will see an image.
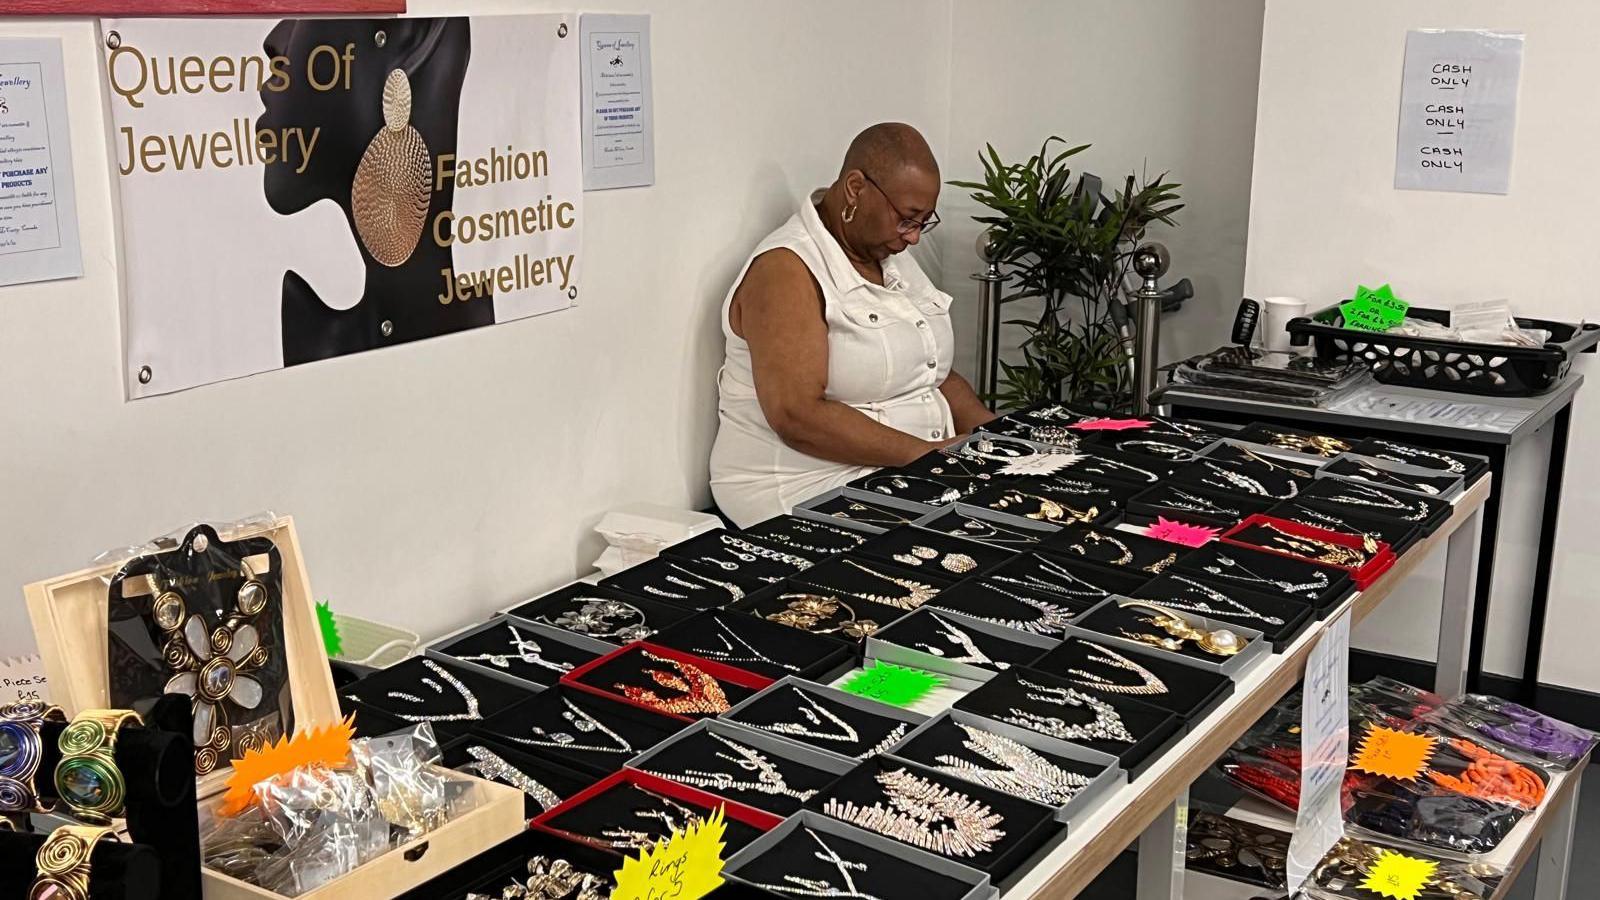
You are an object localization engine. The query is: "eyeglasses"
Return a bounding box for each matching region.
[861,172,940,236]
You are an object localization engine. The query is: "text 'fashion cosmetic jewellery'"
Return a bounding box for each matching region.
[380,658,482,723]
[0,701,67,814]
[641,731,818,803]
[1116,601,1245,658]
[28,824,116,900]
[796,559,939,611]
[1003,677,1134,743]
[822,768,1005,858]
[614,651,731,716]
[508,696,633,756]
[743,687,907,758]
[930,723,1093,807]
[1063,643,1167,696]
[54,710,141,825]
[767,594,881,639]
[460,745,562,812]
[352,69,431,267]
[992,488,1099,524]
[539,596,654,643]
[452,622,576,675]
[746,828,887,900]
[682,617,799,673]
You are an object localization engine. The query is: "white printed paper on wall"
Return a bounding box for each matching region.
[0,37,82,287]
[1395,29,1524,195]
[104,15,583,398]
[580,14,654,190]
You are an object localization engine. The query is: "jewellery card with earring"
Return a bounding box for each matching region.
[477,687,684,777]
[648,610,856,682]
[953,669,1184,775]
[1221,515,1396,588]
[505,584,693,646]
[560,642,775,722]
[855,525,1010,577]
[743,514,871,555]
[105,523,294,776]
[428,619,606,689]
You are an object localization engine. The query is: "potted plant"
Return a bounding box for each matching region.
[950,137,1182,411]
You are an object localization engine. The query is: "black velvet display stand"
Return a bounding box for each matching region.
[0,695,201,900]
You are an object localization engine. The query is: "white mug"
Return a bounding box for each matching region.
[1261,296,1308,352]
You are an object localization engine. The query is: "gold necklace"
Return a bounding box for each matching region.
[1260,523,1368,567]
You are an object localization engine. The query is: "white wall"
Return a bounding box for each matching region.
[1246,0,1598,690]
[938,0,1267,380]
[0,0,953,655]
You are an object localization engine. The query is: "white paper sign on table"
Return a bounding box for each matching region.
[1395,29,1524,194]
[580,14,654,190]
[1287,608,1350,896]
[0,37,82,287]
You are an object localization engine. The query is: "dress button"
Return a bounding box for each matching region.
[916,320,927,328]
[931,430,943,439]
[922,395,932,403]
[868,313,878,322]
[926,359,937,369]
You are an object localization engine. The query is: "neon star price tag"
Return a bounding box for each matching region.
[1352,725,1436,781]
[612,804,728,900]
[1339,283,1409,332]
[1360,849,1438,900]
[1146,517,1220,548]
[840,663,942,707]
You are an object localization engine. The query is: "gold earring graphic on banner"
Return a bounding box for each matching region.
[351,69,432,267]
[842,203,857,224]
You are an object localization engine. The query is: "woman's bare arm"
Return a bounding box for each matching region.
[938,370,997,435]
[733,249,940,468]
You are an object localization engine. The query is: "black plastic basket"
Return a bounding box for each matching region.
[1286,304,1599,397]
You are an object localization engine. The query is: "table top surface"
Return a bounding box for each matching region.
[1162,373,1584,445]
[830,475,1497,899]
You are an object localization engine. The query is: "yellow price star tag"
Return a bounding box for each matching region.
[611,804,728,900]
[1360,850,1438,900]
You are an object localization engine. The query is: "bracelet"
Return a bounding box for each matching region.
[0,701,67,814]
[29,824,116,900]
[54,709,142,824]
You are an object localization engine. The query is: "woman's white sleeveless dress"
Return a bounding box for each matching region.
[710,194,957,527]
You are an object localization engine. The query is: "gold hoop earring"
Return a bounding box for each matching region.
[842,204,857,224]
[351,69,432,267]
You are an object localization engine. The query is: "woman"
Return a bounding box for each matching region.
[711,123,995,526]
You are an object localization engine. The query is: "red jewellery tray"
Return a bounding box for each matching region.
[1220,514,1396,589]
[531,768,785,849]
[559,641,775,723]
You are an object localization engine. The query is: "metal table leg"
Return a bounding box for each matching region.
[1521,404,1573,704]
[1465,443,1507,694]
[1136,790,1188,900]
[1532,768,1582,900]
[1437,507,1483,699]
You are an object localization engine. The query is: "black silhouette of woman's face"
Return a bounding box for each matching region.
[258,19,378,214]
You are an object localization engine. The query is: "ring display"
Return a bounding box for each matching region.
[54,709,141,825]
[27,824,116,900]
[0,701,66,814]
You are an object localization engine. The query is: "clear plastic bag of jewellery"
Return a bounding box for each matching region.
[1420,694,1598,772]
[1304,836,1504,900]
[349,723,452,837]
[257,764,391,895]
[90,510,283,569]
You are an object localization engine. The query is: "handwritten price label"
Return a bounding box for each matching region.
[1352,725,1435,781]
[1339,283,1409,333]
[1360,850,1437,900]
[0,656,49,705]
[611,804,727,900]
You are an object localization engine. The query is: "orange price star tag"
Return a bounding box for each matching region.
[1351,725,1435,781]
[1360,850,1437,900]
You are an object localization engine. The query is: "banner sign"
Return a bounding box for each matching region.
[103,14,582,397]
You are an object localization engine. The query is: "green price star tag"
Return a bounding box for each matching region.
[1339,283,1409,332]
[840,663,942,707]
[316,600,344,658]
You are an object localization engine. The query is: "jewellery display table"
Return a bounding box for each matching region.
[826,476,1561,900]
[1163,373,1585,703]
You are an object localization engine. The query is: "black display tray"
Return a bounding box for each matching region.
[856,524,1015,578]
[1066,596,1267,676]
[538,776,769,856]
[1267,499,1422,556]
[872,608,1055,676]
[504,582,693,645]
[1057,447,1172,486]
[784,555,957,614]
[1169,455,1311,503]
[960,480,1124,528]
[395,827,622,900]
[600,556,765,609]
[649,609,857,681]
[1126,482,1272,529]
[1130,574,1314,651]
[1084,431,1214,464]
[954,667,1184,777]
[1349,437,1490,488]
[846,468,967,505]
[427,618,604,690]
[1037,523,1194,579]
[441,733,599,818]
[1169,540,1356,613]
[1294,477,1452,534]
[474,685,684,776]
[915,508,1058,550]
[743,514,873,556]
[928,578,1093,640]
[1320,456,1462,498]
[795,491,927,532]
[1031,638,1234,723]
[897,446,1020,495]
[808,756,1064,883]
[338,655,537,742]
[626,719,850,817]
[722,678,925,762]
[1287,302,1600,397]
[977,552,1150,612]
[731,588,910,644]
[660,528,821,583]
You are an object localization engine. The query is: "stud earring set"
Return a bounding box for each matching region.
[892,545,978,575]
